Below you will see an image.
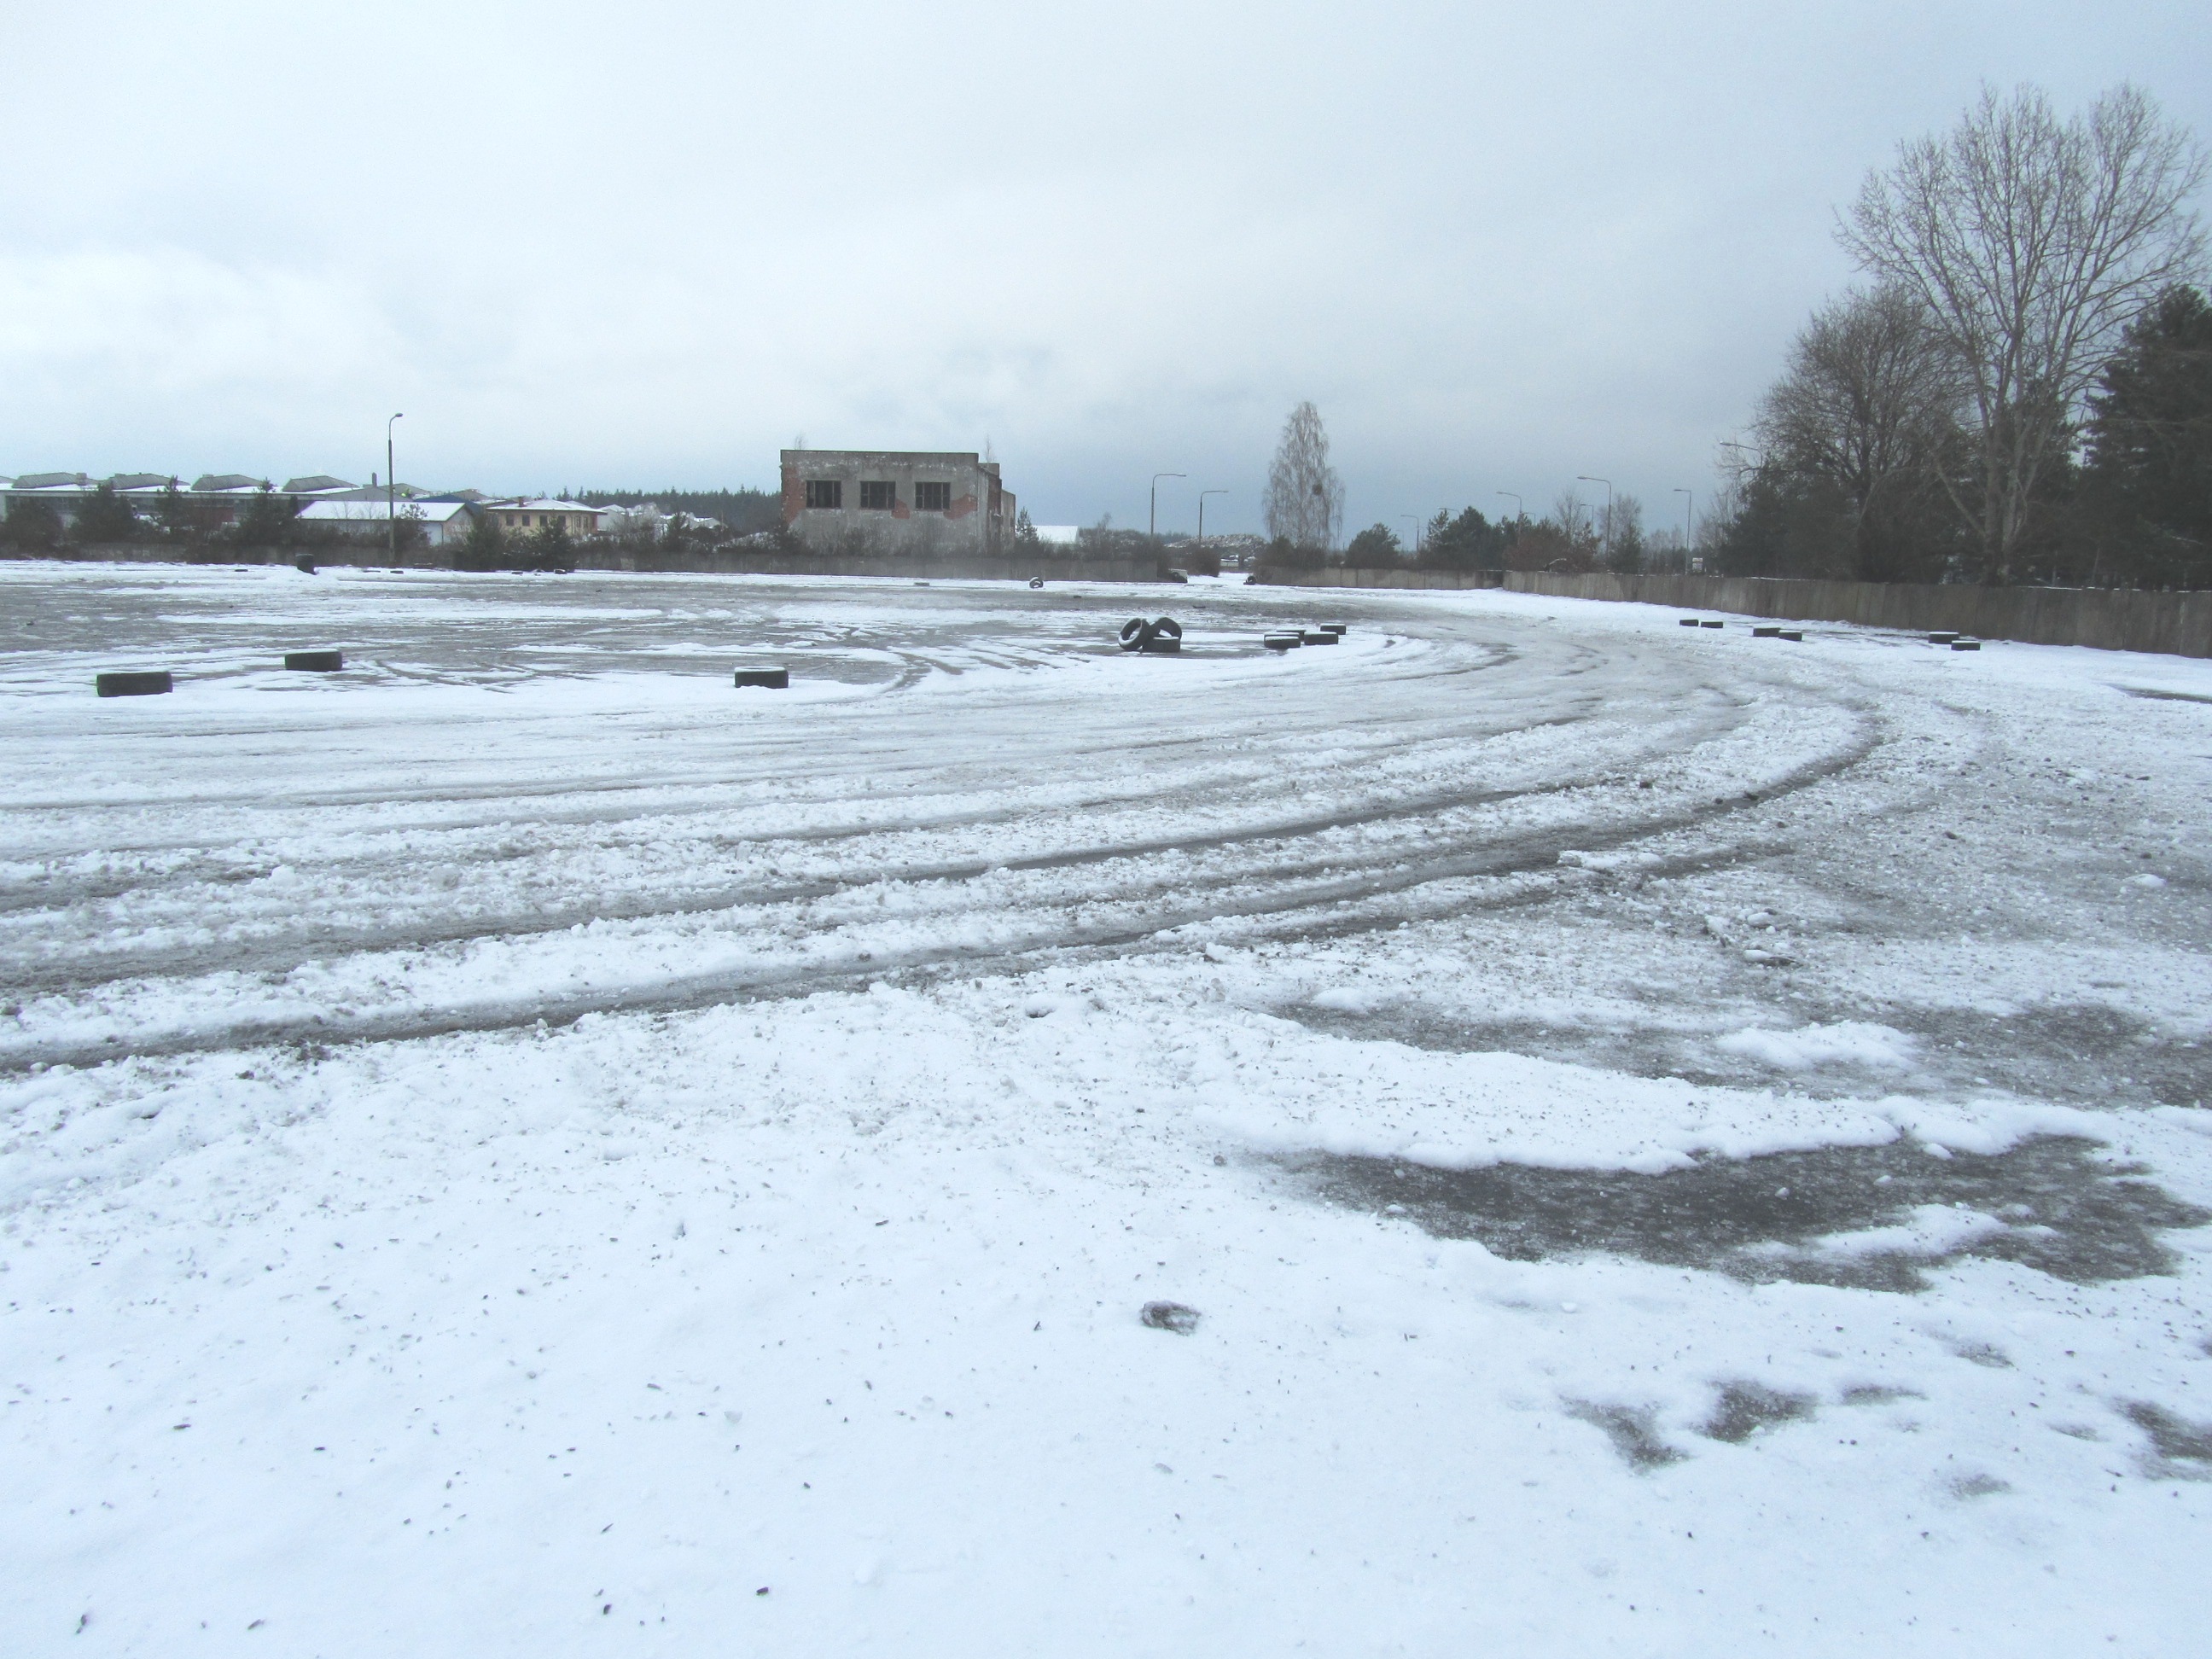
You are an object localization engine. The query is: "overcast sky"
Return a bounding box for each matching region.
[3,1,2207,537]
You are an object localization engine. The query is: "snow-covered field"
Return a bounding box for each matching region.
[3,561,2209,1656]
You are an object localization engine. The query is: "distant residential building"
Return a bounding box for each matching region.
[2,471,329,528]
[780,450,1016,556]
[296,499,475,545]
[0,469,486,530]
[479,498,606,538]
[3,473,105,526]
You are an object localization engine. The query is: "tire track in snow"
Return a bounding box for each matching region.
[1,712,1878,1069]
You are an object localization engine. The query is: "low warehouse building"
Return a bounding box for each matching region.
[296,498,475,545]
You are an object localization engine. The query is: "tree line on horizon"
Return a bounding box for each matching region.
[1260,84,2209,591]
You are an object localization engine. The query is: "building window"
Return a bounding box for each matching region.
[914,481,952,512]
[805,480,842,510]
[859,480,896,511]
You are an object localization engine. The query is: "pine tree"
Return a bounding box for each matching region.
[2083,285,2212,586]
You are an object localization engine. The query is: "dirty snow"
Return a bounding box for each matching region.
[2,563,2209,1656]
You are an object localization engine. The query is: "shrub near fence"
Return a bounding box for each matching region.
[1251,567,2210,659]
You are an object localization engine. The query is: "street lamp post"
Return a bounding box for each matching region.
[387,412,404,564]
[1673,487,1694,573]
[1196,489,1227,560]
[1495,492,1522,523]
[1576,474,1612,559]
[1149,472,1185,543]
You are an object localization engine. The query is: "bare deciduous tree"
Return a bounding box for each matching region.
[1549,487,1597,555]
[1263,401,1343,551]
[1600,492,1646,573]
[1755,285,1962,581]
[1840,83,2207,581]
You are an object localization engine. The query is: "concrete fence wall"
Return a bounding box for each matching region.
[8,544,1170,585]
[566,547,1165,584]
[1248,567,1506,591]
[1253,567,2210,658]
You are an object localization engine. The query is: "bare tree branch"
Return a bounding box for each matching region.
[1263,402,1343,551]
[1838,82,2207,580]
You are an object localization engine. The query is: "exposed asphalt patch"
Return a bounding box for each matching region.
[1701,1382,1819,1442]
[2121,1401,2212,1480]
[1289,1134,2210,1291]
[1286,1001,2211,1111]
[1563,1400,1687,1472]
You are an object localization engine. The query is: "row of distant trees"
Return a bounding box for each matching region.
[1252,85,2207,592]
[1255,400,1672,576]
[0,481,354,555]
[0,483,742,570]
[1715,83,2208,590]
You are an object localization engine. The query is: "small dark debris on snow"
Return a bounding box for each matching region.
[1947,1472,2011,1499]
[1141,1301,1201,1334]
[1947,1340,2014,1369]
[1840,1383,1923,1406]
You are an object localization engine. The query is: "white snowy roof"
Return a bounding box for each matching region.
[298,499,473,525]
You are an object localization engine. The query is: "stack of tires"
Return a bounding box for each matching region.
[1118,617,1184,654]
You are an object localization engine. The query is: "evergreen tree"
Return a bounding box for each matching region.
[457,509,508,571]
[2,498,62,551]
[1342,523,1401,568]
[2083,284,2212,586]
[235,486,299,548]
[1417,506,1507,571]
[73,481,141,544]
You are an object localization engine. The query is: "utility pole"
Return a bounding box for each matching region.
[1577,475,1612,559]
[1399,515,1422,558]
[1673,487,1694,573]
[387,413,405,564]
[1150,473,1185,543]
[1196,489,1227,557]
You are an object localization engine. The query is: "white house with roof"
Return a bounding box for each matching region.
[478,498,608,538]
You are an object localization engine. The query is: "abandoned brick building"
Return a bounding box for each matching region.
[779,449,1017,557]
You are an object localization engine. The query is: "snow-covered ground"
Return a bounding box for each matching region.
[3,561,2209,1656]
